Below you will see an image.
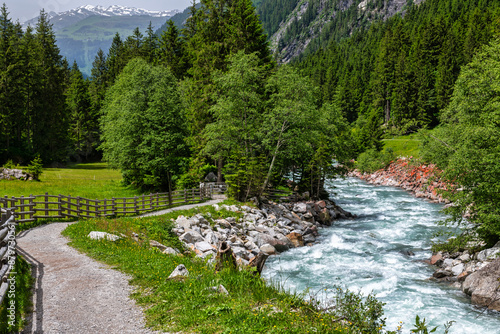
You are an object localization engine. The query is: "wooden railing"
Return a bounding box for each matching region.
[0,186,223,223]
[262,189,297,202]
[0,208,15,305]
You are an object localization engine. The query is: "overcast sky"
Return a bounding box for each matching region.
[4,0,191,23]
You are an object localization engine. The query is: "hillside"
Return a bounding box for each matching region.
[259,0,424,63]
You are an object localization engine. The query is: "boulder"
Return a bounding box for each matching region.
[180,231,204,244]
[433,269,452,278]
[149,240,167,251]
[260,244,277,255]
[88,231,121,241]
[168,264,189,279]
[162,247,180,255]
[176,216,193,231]
[293,202,307,213]
[286,232,304,248]
[318,208,331,224]
[477,247,500,262]
[462,258,500,311]
[451,263,465,276]
[430,253,443,266]
[195,241,216,253]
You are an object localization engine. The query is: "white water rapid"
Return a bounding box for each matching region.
[262,177,500,333]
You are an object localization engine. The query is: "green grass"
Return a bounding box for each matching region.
[61,203,389,334]
[0,256,34,333]
[0,162,141,199]
[382,135,421,159]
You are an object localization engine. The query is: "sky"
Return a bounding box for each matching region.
[4,0,192,23]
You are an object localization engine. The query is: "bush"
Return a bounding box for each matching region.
[25,155,43,181]
[355,148,395,173]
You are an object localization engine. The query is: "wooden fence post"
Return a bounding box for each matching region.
[184,189,187,203]
[44,192,49,217]
[155,193,159,209]
[57,195,62,218]
[29,195,34,222]
[134,196,138,214]
[112,198,116,216]
[168,191,172,206]
[20,196,24,221]
[76,197,81,218]
[102,199,106,217]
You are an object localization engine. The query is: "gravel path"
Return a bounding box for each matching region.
[16,199,224,333]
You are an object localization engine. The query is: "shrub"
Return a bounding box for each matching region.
[356,148,395,173]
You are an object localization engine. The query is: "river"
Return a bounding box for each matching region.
[262,177,500,333]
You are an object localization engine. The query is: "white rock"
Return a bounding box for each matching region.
[477,248,500,262]
[162,247,180,255]
[88,231,121,241]
[451,263,465,276]
[260,244,276,255]
[180,231,204,244]
[195,241,215,253]
[168,264,189,279]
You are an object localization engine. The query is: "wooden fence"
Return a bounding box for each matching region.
[0,187,220,223]
[0,208,15,305]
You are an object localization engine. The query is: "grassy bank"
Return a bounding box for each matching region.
[0,256,33,333]
[0,162,141,199]
[62,202,390,334]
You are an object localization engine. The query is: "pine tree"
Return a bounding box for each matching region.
[159,20,187,79]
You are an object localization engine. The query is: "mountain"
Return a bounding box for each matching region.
[258,0,424,63]
[25,5,180,76]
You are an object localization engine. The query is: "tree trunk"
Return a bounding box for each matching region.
[217,157,223,183]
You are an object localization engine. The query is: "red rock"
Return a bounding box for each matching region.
[457,271,470,282]
[430,253,443,265]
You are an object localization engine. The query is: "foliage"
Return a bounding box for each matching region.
[100,58,189,192]
[296,0,500,135]
[25,155,43,181]
[421,38,500,246]
[356,148,396,173]
[0,256,33,333]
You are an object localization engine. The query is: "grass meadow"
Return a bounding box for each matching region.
[0,162,141,199]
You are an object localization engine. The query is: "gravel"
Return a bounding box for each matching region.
[17,223,159,333]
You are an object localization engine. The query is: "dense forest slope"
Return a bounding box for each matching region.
[261,0,424,63]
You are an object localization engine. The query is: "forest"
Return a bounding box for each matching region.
[0,0,499,243]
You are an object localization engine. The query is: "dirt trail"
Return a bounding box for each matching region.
[16,199,223,333]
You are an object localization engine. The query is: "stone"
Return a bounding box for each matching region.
[176,216,193,230]
[433,269,452,278]
[477,247,500,262]
[442,258,454,268]
[149,240,167,251]
[293,202,307,213]
[286,232,304,248]
[168,264,189,279]
[260,244,277,255]
[462,258,500,311]
[318,208,331,224]
[179,231,204,244]
[195,241,216,253]
[303,234,316,244]
[162,247,180,255]
[451,263,465,276]
[430,253,443,265]
[458,253,470,262]
[88,231,121,241]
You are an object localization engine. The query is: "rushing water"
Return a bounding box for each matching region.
[262,177,500,333]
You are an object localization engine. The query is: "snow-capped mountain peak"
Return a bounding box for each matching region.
[23,4,180,28]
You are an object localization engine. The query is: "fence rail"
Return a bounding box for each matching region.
[0,208,15,305]
[0,186,221,224]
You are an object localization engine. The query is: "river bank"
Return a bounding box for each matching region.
[348,159,500,313]
[349,157,450,203]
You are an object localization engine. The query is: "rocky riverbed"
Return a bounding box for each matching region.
[430,244,500,311]
[170,199,354,266]
[349,157,450,203]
